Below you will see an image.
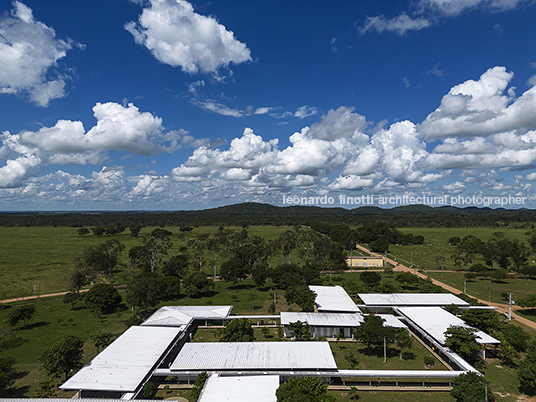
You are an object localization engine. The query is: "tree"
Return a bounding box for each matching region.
[220,258,249,288]
[70,269,88,292]
[395,272,418,289]
[77,227,90,236]
[252,262,269,288]
[40,335,84,381]
[360,271,381,288]
[63,292,83,310]
[74,240,125,284]
[220,318,254,342]
[396,329,413,359]
[444,326,483,363]
[288,320,311,341]
[450,372,490,402]
[276,377,336,402]
[141,228,173,272]
[449,236,461,245]
[126,274,165,312]
[518,339,536,392]
[461,309,500,333]
[182,270,213,297]
[191,371,208,400]
[188,233,209,271]
[84,283,122,315]
[452,235,485,267]
[500,323,530,352]
[287,320,311,341]
[90,331,117,353]
[517,293,536,308]
[7,304,36,328]
[99,239,125,284]
[354,314,396,355]
[285,287,316,312]
[0,356,16,392]
[490,268,507,282]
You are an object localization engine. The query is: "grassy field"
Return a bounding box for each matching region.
[390,227,535,273]
[0,225,298,300]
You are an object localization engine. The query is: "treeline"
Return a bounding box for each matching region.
[451,231,536,277]
[1,202,536,228]
[310,221,424,252]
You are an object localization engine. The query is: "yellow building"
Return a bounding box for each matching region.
[346,255,385,268]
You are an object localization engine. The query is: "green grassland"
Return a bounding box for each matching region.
[0,225,297,300]
[391,227,534,273]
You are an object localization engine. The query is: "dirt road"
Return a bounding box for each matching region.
[355,244,536,331]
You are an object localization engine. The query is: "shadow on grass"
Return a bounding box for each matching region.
[232,283,256,290]
[518,308,536,318]
[0,385,31,398]
[22,321,49,330]
[0,337,26,350]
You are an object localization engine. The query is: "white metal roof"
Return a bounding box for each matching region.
[170,342,337,371]
[309,285,360,313]
[61,326,182,392]
[358,293,470,307]
[397,307,500,345]
[280,312,364,327]
[142,305,233,326]
[376,314,407,328]
[199,375,279,402]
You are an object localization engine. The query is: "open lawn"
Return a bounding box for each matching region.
[0,225,299,300]
[390,227,535,273]
[423,270,535,304]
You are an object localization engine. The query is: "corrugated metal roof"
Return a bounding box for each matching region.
[199,375,279,402]
[309,285,360,313]
[170,342,337,371]
[397,307,500,345]
[280,312,364,327]
[358,293,470,307]
[61,326,183,392]
[142,305,233,326]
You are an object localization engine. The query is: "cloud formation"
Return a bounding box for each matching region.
[418,66,536,139]
[0,102,186,188]
[361,0,528,35]
[125,0,252,74]
[0,1,76,106]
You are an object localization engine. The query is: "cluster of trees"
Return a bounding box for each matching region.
[70,225,350,313]
[451,232,535,274]
[310,221,424,253]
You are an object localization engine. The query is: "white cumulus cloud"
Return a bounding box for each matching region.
[0,1,76,106]
[419,66,536,140]
[125,0,251,74]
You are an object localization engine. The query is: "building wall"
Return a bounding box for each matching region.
[346,256,385,268]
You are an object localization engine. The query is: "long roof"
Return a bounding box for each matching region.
[61,326,182,392]
[358,293,470,307]
[170,342,337,371]
[142,305,233,326]
[199,375,279,402]
[309,285,360,313]
[280,312,364,327]
[397,307,500,345]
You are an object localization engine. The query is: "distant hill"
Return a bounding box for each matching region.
[0,202,534,228]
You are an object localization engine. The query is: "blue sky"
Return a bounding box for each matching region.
[1,0,536,211]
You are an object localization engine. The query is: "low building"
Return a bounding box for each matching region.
[198,374,279,402]
[358,293,470,313]
[346,256,385,268]
[281,312,364,338]
[170,342,338,374]
[309,285,360,313]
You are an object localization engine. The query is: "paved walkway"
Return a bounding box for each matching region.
[355,244,536,331]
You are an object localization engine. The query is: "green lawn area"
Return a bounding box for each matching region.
[390,227,535,273]
[423,270,535,304]
[0,225,301,300]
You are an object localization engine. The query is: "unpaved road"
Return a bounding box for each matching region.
[355,244,536,331]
